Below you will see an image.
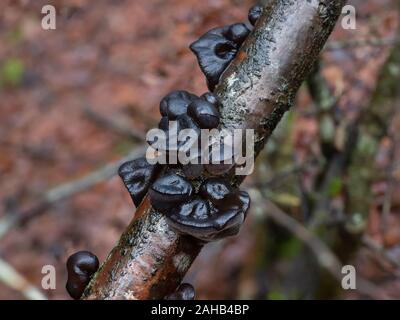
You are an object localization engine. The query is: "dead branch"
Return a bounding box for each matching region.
[0,147,146,240]
[251,190,391,299]
[83,0,346,300]
[0,258,47,300]
[83,106,146,141]
[326,36,400,51]
[362,235,400,269]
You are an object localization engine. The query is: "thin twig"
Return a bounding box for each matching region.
[326,37,400,51]
[0,258,47,300]
[255,158,321,190]
[124,104,158,128]
[381,132,399,233]
[362,235,400,269]
[0,147,146,240]
[83,106,146,141]
[251,189,391,299]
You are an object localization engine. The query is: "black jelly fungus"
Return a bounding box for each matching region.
[165,283,196,300]
[158,116,169,131]
[226,23,251,44]
[160,90,195,120]
[188,98,220,129]
[66,251,99,300]
[248,4,263,26]
[199,178,234,207]
[190,26,236,91]
[165,184,250,242]
[149,173,194,213]
[118,157,161,207]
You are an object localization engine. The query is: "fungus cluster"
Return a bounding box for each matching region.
[66,2,264,300]
[151,90,221,159]
[118,86,251,243]
[150,175,250,242]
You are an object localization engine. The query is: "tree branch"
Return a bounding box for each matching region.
[251,190,390,299]
[83,0,346,300]
[83,106,146,141]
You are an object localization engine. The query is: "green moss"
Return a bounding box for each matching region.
[1,58,25,88]
[5,27,23,44]
[267,290,286,300]
[114,140,134,155]
[279,237,302,259]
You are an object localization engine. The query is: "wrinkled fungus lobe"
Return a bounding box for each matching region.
[190,23,250,91]
[165,178,251,242]
[149,173,194,213]
[118,157,161,207]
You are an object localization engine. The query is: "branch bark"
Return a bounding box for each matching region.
[83,0,346,300]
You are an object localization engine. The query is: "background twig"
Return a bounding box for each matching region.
[251,190,390,299]
[0,147,145,240]
[0,258,47,300]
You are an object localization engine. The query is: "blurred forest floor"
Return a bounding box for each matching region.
[0,0,400,299]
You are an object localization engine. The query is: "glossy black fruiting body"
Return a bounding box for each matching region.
[188,98,220,129]
[150,91,222,171]
[248,4,263,26]
[226,23,251,44]
[177,113,202,136]
[165,283,196,300]
[190,26,235,91]
[118,158,161,207]
[171,197,210,220]
[165,178,251,242]
[150,117,185,153]
[158,116,169,131]
[199,178,233,208]
[190,23,250,91]
[153,91,210,156]
[160,90,196,120]
[204,141,236,176]
[149,173,194,213]
[66,251,99,300]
